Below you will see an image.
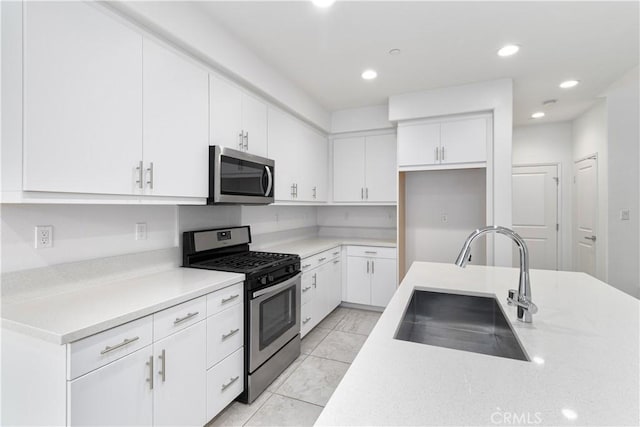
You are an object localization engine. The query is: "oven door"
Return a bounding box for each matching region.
[249,273,301,373]
[209,146,274,205]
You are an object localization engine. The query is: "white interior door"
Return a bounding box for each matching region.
[512,164,559,270]
[574,157,598,276]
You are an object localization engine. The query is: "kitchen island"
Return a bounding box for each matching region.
[315,262,640,426]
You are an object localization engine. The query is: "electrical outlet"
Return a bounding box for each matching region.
[441,214,448,223]
[35,225,53,249]
[620,209,631,221]
[135,223,147,240]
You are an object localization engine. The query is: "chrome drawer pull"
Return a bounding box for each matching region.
[302,264,311,269]
[318,257,327,262]
[302,316,312,324]
[221,376,240,391]
[221,294,240,304]
[332,251,340,256]
[333,260,340,264]
[302,286,312,293]
[174,311,199,325]
[100,336,140,355]
[146,356,154,390]
[364,251,377,254]
[222,328,240,340]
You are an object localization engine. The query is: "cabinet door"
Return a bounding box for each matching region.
[310,131,329,202]
[297,126,327,202]
[242,93,268,157]
[23,1,142,195]
[69,346,153,426]
[328,259,343,313]
[370,258,397,307]
[345,257,371,305]
[397,123,440,167]
[153,322,206,427]
[439,118,487,164]
[143,39,209,198]
[365,134,397,202]
[333,137,366,202]
[267,107,297,201]
[210,75,243,151]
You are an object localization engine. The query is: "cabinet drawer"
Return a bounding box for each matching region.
[301,246,341,271]
[301,302,314,338]
[347,246,396,259]
[153,296,206,341]
[206,347,244,421]
[207,303,244,368]
[206,282,244,316]
[68,316,153,380]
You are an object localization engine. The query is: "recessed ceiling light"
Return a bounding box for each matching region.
[559,79,580,89]
[311,0,335,7]
[361,69,377,80]
[389,48,402,56]
[497,44,520,57]
[531,112,545,119]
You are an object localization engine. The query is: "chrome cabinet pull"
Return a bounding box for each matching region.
[441,146,445,161]
[333,260,340,264]
[293,183,298,198]
[302,286,312,293]
[365,251,377,254]
[100,336,139,355]
[221,376,240,391]
[146,162,154,189]
[584,236,597,242]
[302,264,311,269]
[312,186,317,199]
[318,257,327,262]
[435,147,439,161]
[366,187,369,200]
[158,349,166,382]
[366,260,370,274]
[221,294,240,304]
[174,311,199,325]
[244,131,249,151]
[135,161,144,189]
[312,273,317,288]
[222,328,240,340]
[361,188,364,200]
[372,260,375,274]
[239,131,244,150]
[302,316,312,324]
[333,251,340,256]
[146,356,154,390]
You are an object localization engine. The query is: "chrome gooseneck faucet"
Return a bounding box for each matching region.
[455,225,538,323]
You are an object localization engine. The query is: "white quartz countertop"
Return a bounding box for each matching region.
[316,262,640,426]
[262,237,396,259]
[2,268,244,345]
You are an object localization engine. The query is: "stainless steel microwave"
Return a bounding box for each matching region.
[208,146,274,205]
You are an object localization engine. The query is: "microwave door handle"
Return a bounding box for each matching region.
[264,166,273,197]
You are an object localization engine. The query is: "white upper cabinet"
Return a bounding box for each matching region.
[210,75,267,157]
[23,1,143,195]
[333,134,397,203]
[143,39,209,198]
[267,106,328,202]
[397,115,490,170]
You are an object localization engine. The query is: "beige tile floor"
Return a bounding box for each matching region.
[208,307,382,427]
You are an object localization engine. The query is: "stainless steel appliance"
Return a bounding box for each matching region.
[208,146,274,205]
[182,226,301,403]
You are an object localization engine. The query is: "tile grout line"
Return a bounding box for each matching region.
[242,392,276,427]
[270,392,327,409]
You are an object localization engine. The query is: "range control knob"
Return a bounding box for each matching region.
[268,275,275,283]
[260,276,268,285]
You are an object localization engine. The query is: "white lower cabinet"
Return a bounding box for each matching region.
[69,346,153,426]
[206,347,244,421]
[300,248,342,338]
[153,322,206,427]
[345,246,397,307]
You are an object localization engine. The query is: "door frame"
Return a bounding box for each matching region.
[512,162,562,269]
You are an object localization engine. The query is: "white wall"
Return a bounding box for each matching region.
[331,104,393,134]
[108,1,330,131]
[572,99,608,282]
[1,205,177,273]
[604,67,639,298]
[513,122,573,271]
[317,206,396,240]
[404,169,487,272]
[389,79,513,266]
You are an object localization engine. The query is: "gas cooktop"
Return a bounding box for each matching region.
[192,251,297,274]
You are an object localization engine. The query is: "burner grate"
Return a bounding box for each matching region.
[198,251,293,271]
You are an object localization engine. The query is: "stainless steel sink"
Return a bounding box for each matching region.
[395,290,529,361]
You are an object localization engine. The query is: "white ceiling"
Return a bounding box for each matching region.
[196,1,639,125]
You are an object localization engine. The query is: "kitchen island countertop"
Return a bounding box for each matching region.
[316,262,640,426]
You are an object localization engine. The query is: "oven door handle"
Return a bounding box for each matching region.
[252,273,301,299]
[264,166,273,197]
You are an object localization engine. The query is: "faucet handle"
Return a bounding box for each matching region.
[507,289,519,305]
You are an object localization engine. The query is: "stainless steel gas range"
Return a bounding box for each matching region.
[182,226,301,403]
